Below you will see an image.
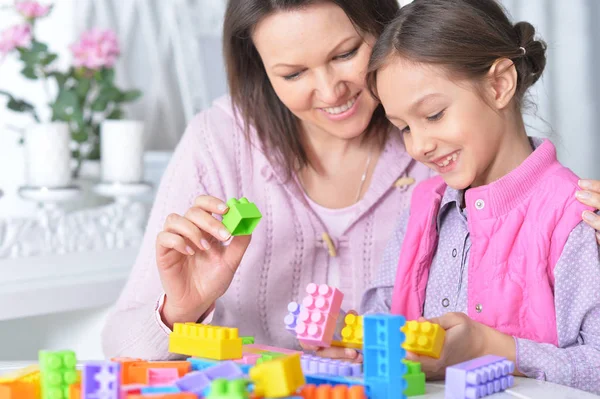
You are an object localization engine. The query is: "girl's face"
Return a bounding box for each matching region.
[252,2,379,140]
[377,57,513,189]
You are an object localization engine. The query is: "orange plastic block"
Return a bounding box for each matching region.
[401,320,446,359]
[0,365,40,398]
[128,361,190,385]
[300,384,366,399]
[0,381,37,399]
[111,357,143,385]
[249,354,305,398]
[69,382,80,399]
[169,323,243,360]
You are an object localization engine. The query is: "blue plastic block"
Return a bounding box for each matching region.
[203,361,244,380]
[188,357,219,371]
[445,355,515,399]
[175,370,212,394]
[304,374,364,387]
[141,385,181,394]
[363,314,407,379]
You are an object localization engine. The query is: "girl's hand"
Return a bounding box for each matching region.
[405,313,517,380]
[156,195,252,328]
[577,180,600,244]
[299,342,363,363]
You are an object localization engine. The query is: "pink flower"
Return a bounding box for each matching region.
[15,1,52,19]
[70,28,120,70]
[0,24,32,55]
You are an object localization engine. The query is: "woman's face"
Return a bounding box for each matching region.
[252,2,379,140]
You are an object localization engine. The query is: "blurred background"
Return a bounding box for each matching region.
[0,0,598,360]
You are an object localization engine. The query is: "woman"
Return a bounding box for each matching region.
[102,0,600,360]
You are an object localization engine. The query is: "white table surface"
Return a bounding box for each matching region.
[0,361,597,398]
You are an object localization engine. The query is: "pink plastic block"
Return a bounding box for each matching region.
[235,353,261,365]
[242,344,302,355]
[296,283,343,347]
[148,368,179,385]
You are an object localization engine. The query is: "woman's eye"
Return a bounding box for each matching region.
[427,109,445,122]
[283,71,302,81]
[335,47,358,60]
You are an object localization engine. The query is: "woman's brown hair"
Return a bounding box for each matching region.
[367,0,547,112]
[223,0,400,178]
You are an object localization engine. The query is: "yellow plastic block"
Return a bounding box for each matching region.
[331,340,363,350]
[340,313,363,349]
[249,354,305,398]
[401,320,445,359]
[169,323,242,360]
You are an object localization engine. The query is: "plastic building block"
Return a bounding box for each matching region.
[188,358,219,371]
[141,385,181,394]
[129,361,190,385]
[402,360,425,397]
[240,337,255,345]
[202,362,244,381]
[206,379,249,399]
[175,371,212,395]
[222,197,262,236]
[234,353,261,366]
[69,382,80,399]
[340,313,364,349]
[0,365,40,398]
[401,320,445,359]
[256,351,286,364]
[128,396,192,399]
[304,374,364,388]
[300,384,366,399]
[301,355,362,377]
[284,301,304,335]
[296,283,344,347]
[81,361,121,399]
[148,368,180,385]
[445,355,515,399]
[39,350,79,399]
[363,314,407,399]
[169,323,243,360]
[120,384,144,396]
[111,357,142,385]
[242,344,302,355]
[249,354,305,398]
[0,381,37,398]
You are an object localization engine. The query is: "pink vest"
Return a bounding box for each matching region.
[390,140,593,345]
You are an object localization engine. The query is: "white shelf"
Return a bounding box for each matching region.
[0,248,137,321]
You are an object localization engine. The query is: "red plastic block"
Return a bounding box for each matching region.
[296,283,344,347]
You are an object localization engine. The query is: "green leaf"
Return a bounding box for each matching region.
[106,108,124,120]
[48,71,68,89]
[7,98,35,113]
[119,89,142,103]
[71,128,88,143]
[42,53,58,66]
[101,68,115,84]
[75,77,91,99]
[91,96,109,112]
[21,65,38,79]
[51,90,80,120]
[30,41,48,53]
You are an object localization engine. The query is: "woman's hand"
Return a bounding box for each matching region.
[156,195,252,328]
[577,180,600,244]
[299,342,363,363]
[405,313,520,380]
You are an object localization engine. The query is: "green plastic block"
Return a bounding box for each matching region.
[206,378,249,399]
[241,336,255,345]
[222,197,262,236]
[39,350,78,399]
[403,359,426,396]
[256,351,286,364]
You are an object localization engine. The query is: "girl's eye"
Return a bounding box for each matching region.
[335,47,359,60]
[283,71,303,81]
[427,109,445,122]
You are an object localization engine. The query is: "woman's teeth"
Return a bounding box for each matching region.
[323,94,358,115]
[437,153,458,167]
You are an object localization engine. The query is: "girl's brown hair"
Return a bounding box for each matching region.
[223,0,400,178]
[367,0,547,111]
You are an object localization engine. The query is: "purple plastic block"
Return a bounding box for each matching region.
[202,361,244,380]
[175,371,212,394]
[82,361,121,399]
[284,301,303,335]
[300,355,362,377]
[445,355,515,399]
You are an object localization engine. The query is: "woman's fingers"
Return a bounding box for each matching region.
[164,213,212,251]
[184,207,232,242]
[193,195,230,215]
[156,231,195,257]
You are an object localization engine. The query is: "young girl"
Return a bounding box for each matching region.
[356,0,600,393]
